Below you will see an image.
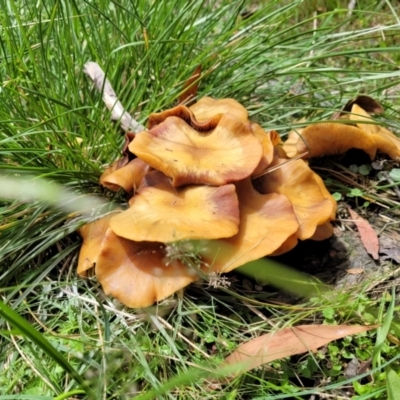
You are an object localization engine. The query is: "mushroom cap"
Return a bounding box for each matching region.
[256,157,335,240]
[282,123,377,159]
[189,96,249,123]
[310,221,334,241]
[251,125,276,177]
[148,104,222,131]
[130,113,263,187]
[312,171,337,220]
[109,171,240,243]
[95,229,199,308]
[100,158,151,193]
[349,104,400,159]
[100,157,129,185]
[77,213,118,277]
[201,178,299,273]
[270,233,298,256]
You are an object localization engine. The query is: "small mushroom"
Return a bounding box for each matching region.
[95,229,199,308]
[282,123,377,160]
[109,171,240,243]
[256,157,335,240]
[201,178,299,273]
[130,113,263,187]
[100,158,151,193]
[283,96,400,161]
[349,104,400,159]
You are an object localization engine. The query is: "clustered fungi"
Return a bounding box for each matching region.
[78,95,400,308]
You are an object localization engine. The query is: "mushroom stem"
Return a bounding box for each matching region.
[84,61,145,133]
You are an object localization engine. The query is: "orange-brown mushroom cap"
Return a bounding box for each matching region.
[310,221,334,241]
[130,113,263,187]
[256,158,335,240]
[349,104,400,159]
[189,96,249,123]
[77,213,118,276]
[282,123,377,160]
[148,105,222,131]
[251,125,276,177]
[95,229,199,308]
[99,158,151,194]
[109,171,240,243]
[270,233,298,256]
[200,178,299,273]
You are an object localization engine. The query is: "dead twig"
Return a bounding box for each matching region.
[84,61,145,133]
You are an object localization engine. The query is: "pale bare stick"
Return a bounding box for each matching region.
[84,61,145,133]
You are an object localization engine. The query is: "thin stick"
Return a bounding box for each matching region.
[84,62,145,133]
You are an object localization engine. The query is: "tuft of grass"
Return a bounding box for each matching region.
[1,0,400,398]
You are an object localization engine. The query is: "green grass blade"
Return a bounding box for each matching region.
[0,300,94,398]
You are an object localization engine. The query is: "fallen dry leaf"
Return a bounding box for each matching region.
[347,207,379,260]
[346,268,364,275]
[178,65,201,105]
[223,324,375,376]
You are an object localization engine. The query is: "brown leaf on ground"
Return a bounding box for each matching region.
[346,268,364,275]
[178,65,201,106]
[347,207,379,260]
[222,324,375,376]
